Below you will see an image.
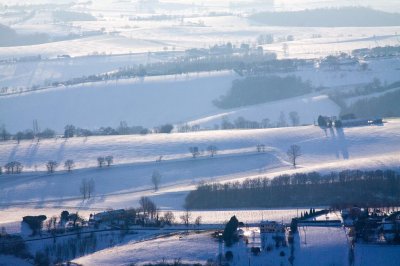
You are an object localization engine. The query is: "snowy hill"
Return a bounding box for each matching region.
[1,55,399,133]
[0,119,399,214]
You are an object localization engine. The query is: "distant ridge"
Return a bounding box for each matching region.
[249,7,400,27]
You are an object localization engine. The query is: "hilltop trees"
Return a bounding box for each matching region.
[189,147,200,158]
[97,157,105,167]
[105,155,113,167]
[163,211,175,225]
[4,161,23,174]
[64,159,75,172]
[159,124,174,133]
[207,145,217,157]
[180,208,191,227]
[0,125,10,141]
[289,111,300,126]
[46,161,58,173]
[64,125,75,138]
[287,145,302,168]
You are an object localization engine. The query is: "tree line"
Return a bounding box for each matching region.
[213,75,315,109]
[185,169,400,209]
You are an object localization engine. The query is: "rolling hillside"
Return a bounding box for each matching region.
[0,119,399,212]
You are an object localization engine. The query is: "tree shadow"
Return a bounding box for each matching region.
[25,140,40,166]
[336,127,349,159]
[7,144,18,162]
[329,127,340,159]
[56,140,66,162]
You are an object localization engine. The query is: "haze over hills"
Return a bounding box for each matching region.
[250,7,400,27]
[1,1,400,265]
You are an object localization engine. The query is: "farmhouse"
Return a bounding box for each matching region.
[259,221,286,249]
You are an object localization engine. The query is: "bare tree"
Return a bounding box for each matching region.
[151,170,161,191]
[80,179,88,199]
[88,178,95,198]
[163,211,175,225]
[64,159,75,172]
[195,216,202,227]
[45,216,57,233]
[189,147,200,158]
[46,161,58,173]
[257,144,265,152]
[97,157,105,167]
[277,111,287,127]
[287,145,302,168]
[180,209,191,227]
[0,125,10,141]
[80,178,95,199]
[289,111,300,126]
[105,155,113,167]
[4,161,23,174]
[207,145,217,157]
[139,196,158,220]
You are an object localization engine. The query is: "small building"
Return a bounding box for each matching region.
[381,212,400,242]
[259,221,286,249]
[90,209,127,226]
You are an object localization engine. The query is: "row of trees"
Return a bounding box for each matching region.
[218,111,301,131]
[0,125,55,142]
[1,156,116,175]
[1,142,299,175]
[0,122,175,143]
[185,169,400,209]
[1,111,304,145]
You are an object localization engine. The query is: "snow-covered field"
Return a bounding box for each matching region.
[295,226,349,266]
[0,52,179,88]
[2,55,400,133]
[1,1,400,264]
[74,232,219,266]
[0,70,236,132]
[73,225,350,266]
[0,119,399,228]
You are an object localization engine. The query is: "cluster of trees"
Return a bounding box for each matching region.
[223,215,240,246]
[213,75,314,109]
[185,169,400,209]
[1,50,277,96]
[0,122,176,144]
[97,156,113,168]
[3,161,23,174]
[352,45,400,58]
[136,197,200,227]
[64,123,153,138]
[0,231,30,259]
[64,123,176,138]
[341,89,400,119]
[1,159,75,175]
[329,79,398,106]
[22,215,48,236]
[218,111,301,131]
[188,145,218,158]
[0,125,55,142]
